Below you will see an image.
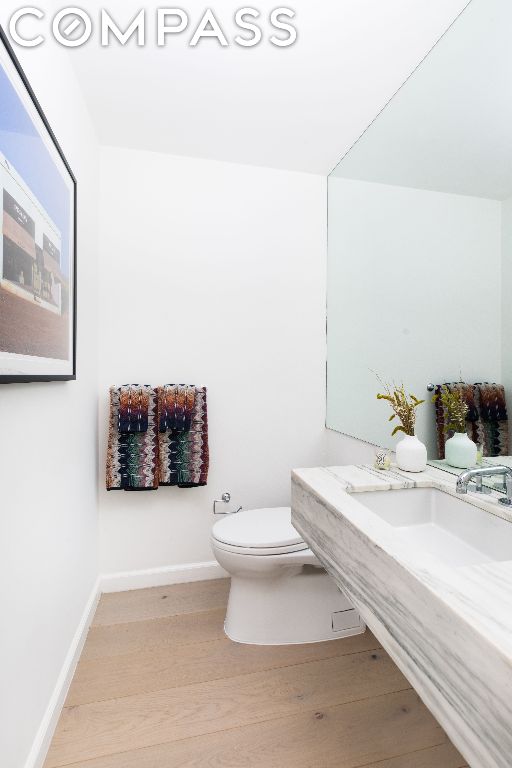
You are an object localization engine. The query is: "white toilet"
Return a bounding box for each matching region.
[211,507,365,645]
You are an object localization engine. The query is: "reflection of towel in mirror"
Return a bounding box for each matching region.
[474,383,509,457]
[107,385,159,491]
[158,385,209,488]
[434,382,509,459]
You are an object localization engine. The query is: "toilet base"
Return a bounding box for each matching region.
[223,561,365,645]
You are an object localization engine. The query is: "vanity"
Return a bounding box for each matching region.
[292,464,512,768]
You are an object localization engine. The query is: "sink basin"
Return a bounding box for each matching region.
[355,487,512,567]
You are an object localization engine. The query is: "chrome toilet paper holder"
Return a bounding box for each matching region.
[213,492,242,515]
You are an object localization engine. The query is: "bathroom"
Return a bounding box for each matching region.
[1,1,510,766]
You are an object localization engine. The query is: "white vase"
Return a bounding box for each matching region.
[395,434,427,472]
[445,432,477,469]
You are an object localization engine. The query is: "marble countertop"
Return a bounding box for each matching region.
[291,463,512,768]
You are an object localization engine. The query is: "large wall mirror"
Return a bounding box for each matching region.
[327,0,512,475]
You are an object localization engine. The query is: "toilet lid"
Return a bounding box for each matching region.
[212,507,305,550]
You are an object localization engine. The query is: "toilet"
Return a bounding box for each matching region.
[211,507,365,645]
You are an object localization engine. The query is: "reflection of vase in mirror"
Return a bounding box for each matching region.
[445,432,477,469]
[395,434,427,473]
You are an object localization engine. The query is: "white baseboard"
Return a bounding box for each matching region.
[24,561,226,766]
[100,560,228,593]
[25,576,101,768]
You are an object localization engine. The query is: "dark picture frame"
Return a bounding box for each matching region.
[0,25,77,383]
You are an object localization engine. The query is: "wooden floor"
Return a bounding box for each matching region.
[45,579,468,768]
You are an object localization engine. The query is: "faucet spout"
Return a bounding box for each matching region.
[455,465,512,505]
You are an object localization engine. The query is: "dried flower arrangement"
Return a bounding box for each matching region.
[432,386,469,433]
[376,381,425,437]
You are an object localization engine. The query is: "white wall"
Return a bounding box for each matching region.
[327,177,502,458]
[325,429,378,466]
[98,147,326,576]
[0,45,99,768]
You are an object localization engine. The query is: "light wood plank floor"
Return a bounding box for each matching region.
[45,579,468,768]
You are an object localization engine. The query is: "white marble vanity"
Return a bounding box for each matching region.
[291,464,512,768]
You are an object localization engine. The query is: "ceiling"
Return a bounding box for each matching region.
[3,0,470,174]
[332,0,512,199]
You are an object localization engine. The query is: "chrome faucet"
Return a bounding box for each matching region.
[456,465,512,506]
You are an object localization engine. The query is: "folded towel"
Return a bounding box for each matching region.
[158,385,209,487]
[158,384,196,433]
[474,383,509,457]
[107,385,159,491]
[476,382,508,422]
[118,384,150,433]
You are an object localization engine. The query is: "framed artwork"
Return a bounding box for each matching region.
[0,25,76,382]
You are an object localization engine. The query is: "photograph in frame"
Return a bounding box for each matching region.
[0,26,76,383]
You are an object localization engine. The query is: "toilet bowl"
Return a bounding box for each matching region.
[211,507,365,645]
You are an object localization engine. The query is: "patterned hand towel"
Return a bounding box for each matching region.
[158,385,209,488]
[159,384,196,433]
[118,384,150,433]
[474,383,509,457]
[107,385,159,491]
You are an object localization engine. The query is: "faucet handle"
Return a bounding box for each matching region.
[467,478,491,495]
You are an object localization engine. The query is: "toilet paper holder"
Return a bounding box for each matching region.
[213,492,242,515]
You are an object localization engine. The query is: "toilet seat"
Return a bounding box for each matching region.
[212,507,308,556]
[212,540,309,556]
